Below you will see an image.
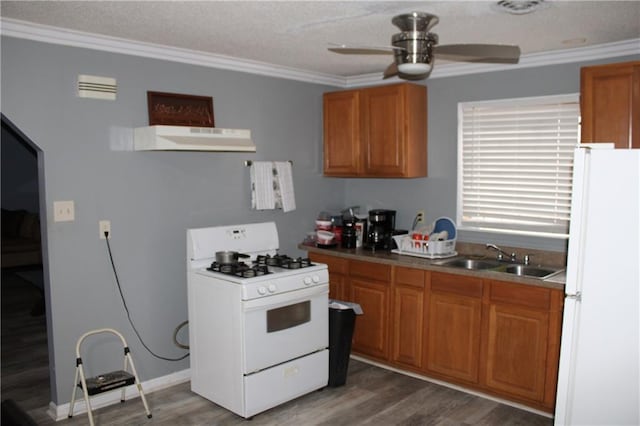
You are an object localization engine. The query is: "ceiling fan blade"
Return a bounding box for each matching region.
[383,63,398,79]
[329,47,393,55]
[434,44,520,64]
[328,43,405,55]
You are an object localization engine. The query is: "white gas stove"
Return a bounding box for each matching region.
[186,222,328,419]
[194,254,328,301]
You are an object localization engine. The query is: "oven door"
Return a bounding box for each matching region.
[242,284,328,374]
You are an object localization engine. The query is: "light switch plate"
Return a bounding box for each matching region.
[53,200,75,222]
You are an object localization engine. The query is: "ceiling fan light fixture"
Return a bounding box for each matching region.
[397,62,432,75]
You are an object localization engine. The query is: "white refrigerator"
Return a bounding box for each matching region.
[554,146,640,425]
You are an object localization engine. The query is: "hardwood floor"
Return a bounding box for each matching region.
[2,270,553,425]
[1,269,50,414]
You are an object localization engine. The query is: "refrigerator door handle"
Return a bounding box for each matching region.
[565,292,582,302]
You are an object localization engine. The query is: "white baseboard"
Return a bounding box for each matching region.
[47,368,191,421]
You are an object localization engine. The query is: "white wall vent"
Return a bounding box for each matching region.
[77,74,117,100]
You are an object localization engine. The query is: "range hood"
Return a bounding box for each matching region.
[134,125,255,152]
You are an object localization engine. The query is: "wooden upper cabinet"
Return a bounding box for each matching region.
[323,90,360,175]
[323,83,427,178]
[581,61,640,149]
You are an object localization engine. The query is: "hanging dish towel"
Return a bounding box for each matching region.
[250,161,276,210]
[275,161,296,213]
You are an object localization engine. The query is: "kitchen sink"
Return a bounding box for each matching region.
[436,258,502,270]
[435,256,562,279]
[503,264,558,278]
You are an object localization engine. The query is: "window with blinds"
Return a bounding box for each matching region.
[457,94,580,238]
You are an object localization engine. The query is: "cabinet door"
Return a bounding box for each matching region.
[350,278,389,359]
[426,273,483,383]
[323,90,361,175]
[309,252,348,300]
[484,303,549,402]
[361,84,406,176]
[581,61,640,149]
[391,267,426,369]
[328,272,347,301]
[360,83,427,177]
[349,261,391,360]
[483,280,554,404]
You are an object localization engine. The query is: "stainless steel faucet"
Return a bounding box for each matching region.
[486,243,517,262]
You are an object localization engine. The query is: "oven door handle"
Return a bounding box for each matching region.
[243,284,328,311]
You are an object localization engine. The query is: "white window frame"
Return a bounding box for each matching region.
[457,93,580,238]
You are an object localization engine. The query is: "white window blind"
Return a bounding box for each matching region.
[457,94,580,237]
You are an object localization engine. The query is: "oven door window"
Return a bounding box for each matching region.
[267,301,310,332]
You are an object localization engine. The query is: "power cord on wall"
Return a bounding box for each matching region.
[104,230,189,361]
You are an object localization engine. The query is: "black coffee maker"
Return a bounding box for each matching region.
[366,209,396,250]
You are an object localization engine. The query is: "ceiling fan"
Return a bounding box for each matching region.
[329,12,521,80]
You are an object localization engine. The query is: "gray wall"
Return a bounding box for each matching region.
[2,34,638,406]
[1,36,341,404]
[344,54,640,251]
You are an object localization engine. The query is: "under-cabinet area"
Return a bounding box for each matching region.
[307,249,564,414]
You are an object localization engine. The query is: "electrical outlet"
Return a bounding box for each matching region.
[99,220,111,239]
[416,210,425,225]
[53,200,75,222]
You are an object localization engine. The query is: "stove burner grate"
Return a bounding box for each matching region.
[255,254,314,269]
[207,254,315,278]
[207,262,270,278]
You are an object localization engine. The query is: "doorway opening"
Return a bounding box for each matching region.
[1,113,51,418]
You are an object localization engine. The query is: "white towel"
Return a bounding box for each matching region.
[250,161,276,210]
[275,161,296,213]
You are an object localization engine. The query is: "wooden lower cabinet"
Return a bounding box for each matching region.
[348,260,392,360]
[481,280,564,410]
[484,301,549,401]
[309,252,348,300]
[306,251,563,413]
[426,272,483,384]
[391,267,426,370]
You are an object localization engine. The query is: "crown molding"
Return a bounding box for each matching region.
[2,18,638,88]
[0,18,347,87]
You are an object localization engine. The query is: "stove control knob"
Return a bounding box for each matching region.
[303,276,312,285]
[258,286,267,295]
[312,275,320,283]
[268,284,277,293]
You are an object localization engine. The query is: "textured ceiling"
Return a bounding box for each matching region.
[1,1,639,78]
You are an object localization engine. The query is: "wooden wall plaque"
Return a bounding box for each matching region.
[147,91,214,127]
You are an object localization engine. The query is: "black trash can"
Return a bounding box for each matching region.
[328,300,362,387]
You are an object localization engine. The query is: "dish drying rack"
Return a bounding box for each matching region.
[391,216,458,259]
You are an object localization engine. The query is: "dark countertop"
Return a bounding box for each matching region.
[299,243,565,291]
